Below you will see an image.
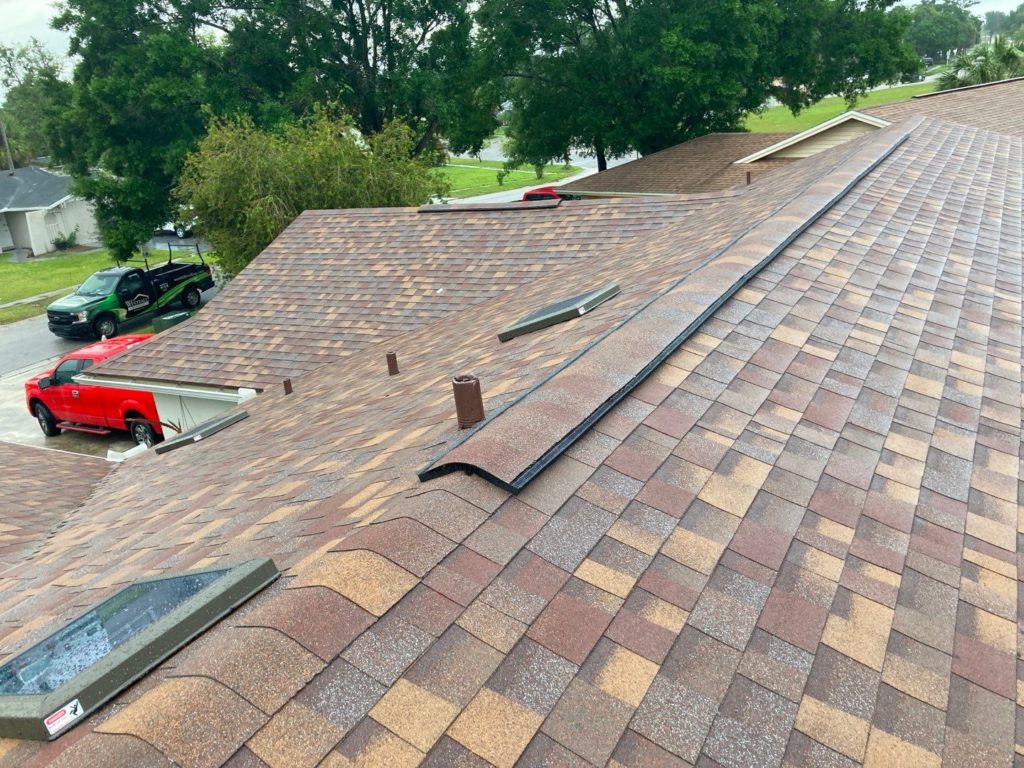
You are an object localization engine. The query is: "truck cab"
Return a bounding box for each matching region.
[25,335,164,447]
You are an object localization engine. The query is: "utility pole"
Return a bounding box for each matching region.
[0,117,13,171]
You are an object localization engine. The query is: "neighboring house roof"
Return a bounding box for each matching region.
[0,167,72,213]
[0,116,1021,767]
[86,195,727,390]
[863,76,1024,135]
[559,132,796,196]
[0,442,110,566]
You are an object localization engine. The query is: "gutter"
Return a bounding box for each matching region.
[73,373,258,404]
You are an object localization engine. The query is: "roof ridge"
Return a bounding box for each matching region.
[418,120,919,492]
[910,75,1024,99]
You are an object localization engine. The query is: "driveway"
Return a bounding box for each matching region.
[0,359,134,457]
[0,283,217,455]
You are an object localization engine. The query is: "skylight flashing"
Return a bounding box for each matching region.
[0,558,278,740]
[498,282,621,342]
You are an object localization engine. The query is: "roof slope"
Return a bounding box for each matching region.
[559,132,795,196]
[0,442,110,566]
[864,77,1024,136]
[0,117,1020,767]
[0,168,71,212]
[87,195,723,390]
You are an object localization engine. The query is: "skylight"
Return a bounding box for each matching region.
[0,558,278,740]
[154,410,249,455]
[498,282,620,342]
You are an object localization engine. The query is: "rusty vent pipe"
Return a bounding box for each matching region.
[453,374,485,429]
[386,352,399,376]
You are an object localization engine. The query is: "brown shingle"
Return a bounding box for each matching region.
[559,132,795,195]
[2,116,1021,767]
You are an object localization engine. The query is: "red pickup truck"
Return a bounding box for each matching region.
[25,335,164,447]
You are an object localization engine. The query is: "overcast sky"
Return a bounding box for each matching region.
[1,0,1021,59]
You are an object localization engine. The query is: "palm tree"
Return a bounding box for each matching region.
[938,35,1024,90]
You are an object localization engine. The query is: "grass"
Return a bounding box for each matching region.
[0,298,54,325]
[0,249,114,305]
[744,81,937,132]
[441,157,581,198]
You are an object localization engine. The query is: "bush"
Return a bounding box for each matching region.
[176,108,449,275]
[51,225,79,251]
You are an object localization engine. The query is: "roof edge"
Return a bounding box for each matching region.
[735,111,891,164]
[418,122,916,492]
[910,75,1024,99]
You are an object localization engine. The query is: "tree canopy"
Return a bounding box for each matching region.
[478,0,918,169]
[904,1,982,62]
[48,0,492,259]
[0,39,71,166]
[984,4,1024,39]
[175,111,447,274]
[938,35,1024,89]
[36,0,924,258]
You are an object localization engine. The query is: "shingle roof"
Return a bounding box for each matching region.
[87,195,725,390]
[863,77,1024,136]
[0,442,110,566]
[559,133,796,196]
[0,167,72,212]
[0,116,1021,767]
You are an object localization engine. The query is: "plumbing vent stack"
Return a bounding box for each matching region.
[453,374,485,429]
[282,378,293,395]
[386,352,399,376]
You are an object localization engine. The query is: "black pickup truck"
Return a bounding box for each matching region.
[47,254,215,339]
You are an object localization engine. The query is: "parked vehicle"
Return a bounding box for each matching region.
[155,220,195,239]
[46,253,214,339]
[25,336,164,446]
[521,187,582,202]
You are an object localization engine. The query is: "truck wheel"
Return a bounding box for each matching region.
[93,314,118,339]
[34,403,60,437]
[182,286,202,309]
[130,421,158,448]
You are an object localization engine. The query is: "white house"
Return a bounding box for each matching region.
[0,167,101,256]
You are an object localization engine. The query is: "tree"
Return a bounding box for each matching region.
[175,111,447,274]
[938,35,1024,88]
[0,39,70,166]
[478,0,917,169]
[50,2,229,259]
[50,0,491,259]
[905,1,982,62]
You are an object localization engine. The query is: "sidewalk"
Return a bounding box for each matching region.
[0,285,77,311]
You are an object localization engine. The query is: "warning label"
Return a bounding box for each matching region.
[44,699,82,736]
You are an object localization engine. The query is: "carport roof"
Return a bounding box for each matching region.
[1,116,1021,767]
[0,167,72,213]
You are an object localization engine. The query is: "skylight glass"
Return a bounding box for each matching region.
[0,570,226,696]
[498,282,620,342]
[0,558,278,740]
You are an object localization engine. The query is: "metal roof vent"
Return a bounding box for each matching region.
[0,559,278,740]
[498,282,620,342]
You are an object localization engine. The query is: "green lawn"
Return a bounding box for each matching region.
[744,81,937,132]
[442,158,581,198]
[0,249,114,304]
[0,298,54,325]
